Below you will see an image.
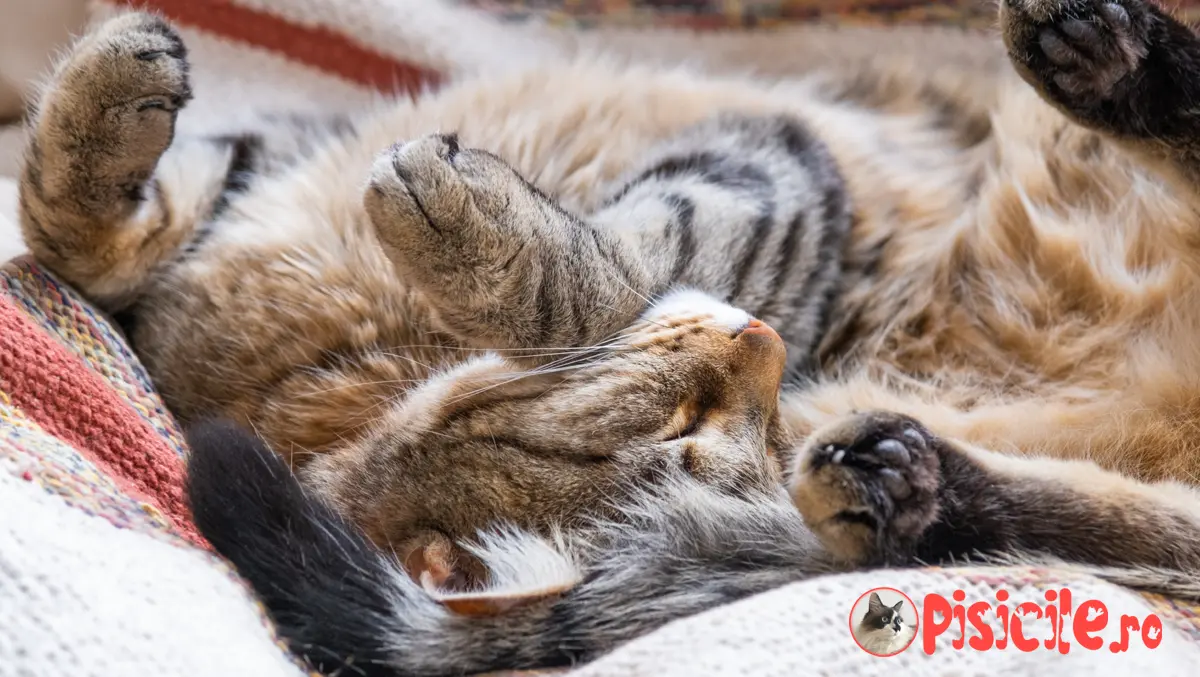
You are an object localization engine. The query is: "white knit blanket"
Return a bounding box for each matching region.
[0,467,306,677]
[3,2,1198,674]
[569,567,1200,676]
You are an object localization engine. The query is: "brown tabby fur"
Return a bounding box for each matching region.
[23,0,1200,589]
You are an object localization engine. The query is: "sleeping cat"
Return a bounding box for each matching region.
[852,592,916,656]
[21,11,847,585]
[22,0,1200,673]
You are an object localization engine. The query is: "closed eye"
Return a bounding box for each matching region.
[663,399,709,441]
[665,413,702,441]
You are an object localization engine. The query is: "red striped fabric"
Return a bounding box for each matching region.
[0,293,208,549]
[121,0,443,95]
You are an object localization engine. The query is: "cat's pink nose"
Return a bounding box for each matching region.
[737,318,782,343]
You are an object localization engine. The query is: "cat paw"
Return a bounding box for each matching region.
[32,12,190,185]
[75,13,191,113]
[366,133,471,245]
[1001,0,1151,107]
[789,411,942,565]
[365,133,537,287]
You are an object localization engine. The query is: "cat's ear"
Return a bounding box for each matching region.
[893,600,904,612]
[868,592,884,613]
[402,530,483,593]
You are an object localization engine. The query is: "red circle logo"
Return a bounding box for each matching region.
[849,587,919,657]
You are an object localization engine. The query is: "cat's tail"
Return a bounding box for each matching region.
[183,419,829,677]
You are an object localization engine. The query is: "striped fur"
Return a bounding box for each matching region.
[16,12,843,587]
[26,1,1200,673]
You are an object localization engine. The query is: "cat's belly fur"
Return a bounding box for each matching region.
[130,62,956,455]
[132,60,1200,479]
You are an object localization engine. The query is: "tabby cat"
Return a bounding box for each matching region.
[22,0,1200,673]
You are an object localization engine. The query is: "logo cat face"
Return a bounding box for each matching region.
[865,591,907,635]
[851,588,918,656]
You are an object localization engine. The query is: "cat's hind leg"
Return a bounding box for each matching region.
[791,409,1200,572]
[1000,0,1200,191]
[19,12,226,309]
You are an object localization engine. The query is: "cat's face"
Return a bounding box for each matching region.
[302,289,788,587]
[857,592,908,643]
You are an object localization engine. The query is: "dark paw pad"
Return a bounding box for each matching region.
[790,411,943,564]
[1005,0,1150,105]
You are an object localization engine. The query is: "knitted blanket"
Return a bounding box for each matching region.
[5,1,1200,675]
[0,257,312,676]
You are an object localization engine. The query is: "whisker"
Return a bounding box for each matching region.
[335,321,645,421]
[375,343,615,354]
[378,348,614,364]
[292,378,426,397]
[441,360,605,406]
[387,352,436,372]
[598,302,671,331]
[596,256,652,306]
[520,348,608,375]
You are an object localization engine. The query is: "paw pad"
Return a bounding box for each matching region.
[790,411,943,564]
[1005,0,1149,104]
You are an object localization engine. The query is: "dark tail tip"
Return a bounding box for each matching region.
[184,418,298,550]
[184,418,404,677]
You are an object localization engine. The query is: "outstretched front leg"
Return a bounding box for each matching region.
[791,410,1200,571]
[364,133,653,353]
[1002,0,1200,189]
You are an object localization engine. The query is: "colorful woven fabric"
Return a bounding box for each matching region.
[0,256,199,546]
[0,256,318,677]
[455,0,1200,30]
[2,257,188,458]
